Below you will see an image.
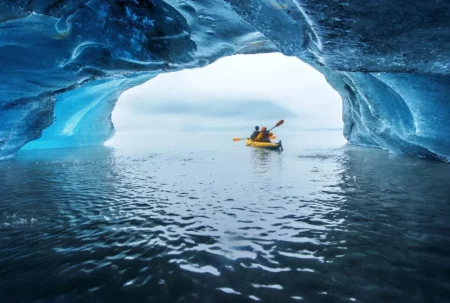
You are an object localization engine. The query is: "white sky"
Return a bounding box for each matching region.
[113,53,343,132]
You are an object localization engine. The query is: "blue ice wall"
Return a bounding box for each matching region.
[329,72,450,160]
[1,0,450,160]
[374,73,450,159]
[22,73,155,150]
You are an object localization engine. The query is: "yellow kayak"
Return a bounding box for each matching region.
[245,139,283,150]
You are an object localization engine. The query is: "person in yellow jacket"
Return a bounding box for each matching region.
[255,127,272,142]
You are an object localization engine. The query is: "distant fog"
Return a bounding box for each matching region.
[112,53,343,132]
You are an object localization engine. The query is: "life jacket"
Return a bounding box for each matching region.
[255,132,263,141]
[256,130,270,142]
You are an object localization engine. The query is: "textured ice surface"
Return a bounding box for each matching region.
[1,0,449,160]
[22,73,156,150]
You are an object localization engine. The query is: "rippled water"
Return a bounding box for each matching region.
[1,131,449,303]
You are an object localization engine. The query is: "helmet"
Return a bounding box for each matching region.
[255,126,259,130]
[261,127,267,131]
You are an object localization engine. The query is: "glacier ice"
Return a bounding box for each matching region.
[22,73,155,150]
[0,0,449,160]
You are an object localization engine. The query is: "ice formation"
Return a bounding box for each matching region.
[1,0,449,160]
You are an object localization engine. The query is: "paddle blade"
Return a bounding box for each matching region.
[275,119,284,127]
[233,138,243,141]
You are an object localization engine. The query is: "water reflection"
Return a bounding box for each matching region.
[0,135,449,302]
[250,148,284,178]
[320,146,450,302]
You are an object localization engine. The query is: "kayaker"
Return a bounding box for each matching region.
[256,126,271,142]
[250,126,260,140]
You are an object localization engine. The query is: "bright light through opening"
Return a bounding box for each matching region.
[110,53,342,135]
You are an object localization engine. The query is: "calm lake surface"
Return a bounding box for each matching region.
[1,130,449,302]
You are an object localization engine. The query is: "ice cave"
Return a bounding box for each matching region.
[1,0,449,161]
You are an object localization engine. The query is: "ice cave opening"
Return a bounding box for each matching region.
[107,53,343,146]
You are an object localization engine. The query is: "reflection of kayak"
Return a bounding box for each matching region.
[245,139,283,151]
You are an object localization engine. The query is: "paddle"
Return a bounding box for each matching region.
[268,119,284,132]
[233,136,276,141]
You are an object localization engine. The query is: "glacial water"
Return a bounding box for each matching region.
[1,130,449,303]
